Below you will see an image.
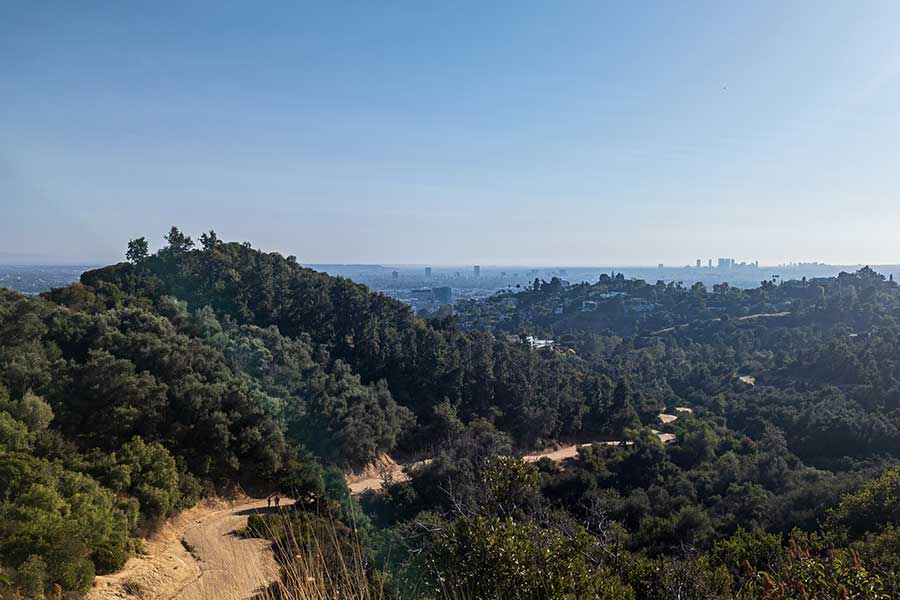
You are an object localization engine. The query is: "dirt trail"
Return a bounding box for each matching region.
[737,311,791,321]
[347,458,431,494]
[650,311,791,336]
[349,440,643,494]
[89,497,288,600]
[349,410,689,495]
[522,440,632,463]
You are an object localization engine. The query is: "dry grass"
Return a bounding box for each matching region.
[248,511,386,600]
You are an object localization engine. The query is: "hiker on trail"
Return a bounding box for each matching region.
[274,495,280,508]
[267,496,271,508]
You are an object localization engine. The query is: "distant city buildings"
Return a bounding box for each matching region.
[473,265,481,278]
[425,267,431,278]
[433,286,452,305]
[304,260,847,318]
[663,258,761,270]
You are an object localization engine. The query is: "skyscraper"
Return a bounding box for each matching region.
[708,259,713,268]
[433,286,452,305]
[696,259,701,269]
[425,267,432,278]
[474,265,481,277]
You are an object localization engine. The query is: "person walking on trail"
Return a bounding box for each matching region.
[274,495,280,508]
[267,496,272,508]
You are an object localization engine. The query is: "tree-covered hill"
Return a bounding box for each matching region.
[53,229,627,453]
[0,229,628,596]
[4,229,900,598]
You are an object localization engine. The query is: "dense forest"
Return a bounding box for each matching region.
[3,228,900,599]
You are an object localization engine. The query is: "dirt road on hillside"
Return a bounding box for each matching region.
[349,440,642,494]
[522,440,632,463]
[349,409,690,494]
[650,311,791,336]
[89,497,288,600]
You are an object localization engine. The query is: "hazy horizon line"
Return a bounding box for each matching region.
[0,256,886,270]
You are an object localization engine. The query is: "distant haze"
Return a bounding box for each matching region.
[3,3,900,265]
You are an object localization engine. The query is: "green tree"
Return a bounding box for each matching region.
[6,391,53,431]
[162,226,194,254]
[423,515,634,599]
[125,237,149,264]
[0,412,31,451]
[199,229,220,250]
[827,465,900,537]
[711,527,784,585]
[118,436,182,523]
[15,555,48,599]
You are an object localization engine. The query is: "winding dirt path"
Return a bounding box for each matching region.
[349,409,691,494]
[522,440,632,463]
[650,311,791,336]
[349,439,643,495]
[89,497,289,600]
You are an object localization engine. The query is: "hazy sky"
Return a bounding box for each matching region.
[3,2,900,266]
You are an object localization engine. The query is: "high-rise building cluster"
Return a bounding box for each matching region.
[686,258,760,270]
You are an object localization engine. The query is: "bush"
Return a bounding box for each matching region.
[0,452,130,592]
[118,436,182,524]
[423,515,634,599]
[711,527,785,586]
[827,465,900,537]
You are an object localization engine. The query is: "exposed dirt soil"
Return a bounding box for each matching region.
[653,430,677,444]
[348,439,649,494]
[347,456,432,494]
[522,441,632,463]
[349,410,689,495]
[88,497,289,600]
[345,453,401,485]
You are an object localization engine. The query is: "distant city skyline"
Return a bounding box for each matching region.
[0,248,878,270]
[3,3,900,265]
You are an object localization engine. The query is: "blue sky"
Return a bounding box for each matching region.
[3,1,900,265]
